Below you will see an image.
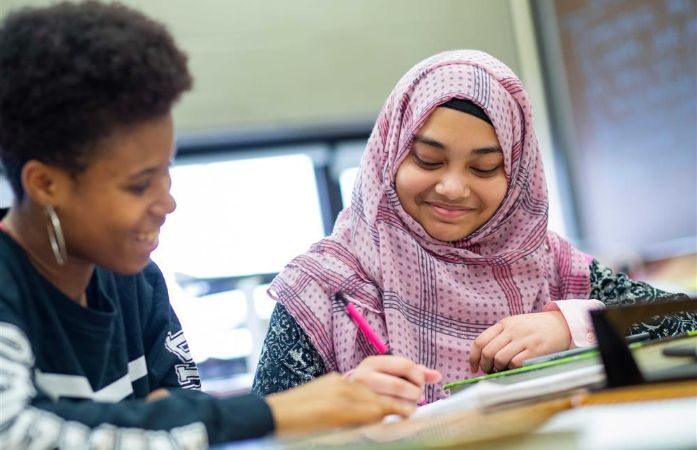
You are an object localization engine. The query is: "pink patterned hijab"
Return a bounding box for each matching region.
[269,50,591,401]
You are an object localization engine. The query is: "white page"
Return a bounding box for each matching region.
[406,364,605,420]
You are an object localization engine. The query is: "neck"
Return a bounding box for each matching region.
[2,204,92,306]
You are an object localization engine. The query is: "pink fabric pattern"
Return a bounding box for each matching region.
[269,50,591,401]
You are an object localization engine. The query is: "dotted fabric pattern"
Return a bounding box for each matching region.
[268,50,591,402]
[254,263,694,398]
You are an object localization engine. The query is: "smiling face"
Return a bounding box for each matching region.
[395,106,508,242]
[54,113,177,274]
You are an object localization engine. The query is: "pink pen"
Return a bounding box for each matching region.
[335,292,391,355]
[335,292,428,406]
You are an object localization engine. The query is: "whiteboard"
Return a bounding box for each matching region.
[534,0,696,255]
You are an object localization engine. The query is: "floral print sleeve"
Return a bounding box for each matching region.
[589,260,697,338]
[252,303,328,395]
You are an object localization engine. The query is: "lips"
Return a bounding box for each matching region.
[134,230,160,252]
[426,202,474,220]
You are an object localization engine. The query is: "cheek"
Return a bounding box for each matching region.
[395,164,429,203]
[63,198,144,244]
[486,177,508,209]
[394,165,411,204]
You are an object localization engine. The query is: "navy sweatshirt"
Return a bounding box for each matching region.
[0,216,275,449]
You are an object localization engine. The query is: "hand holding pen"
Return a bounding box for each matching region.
[335,292,442,405]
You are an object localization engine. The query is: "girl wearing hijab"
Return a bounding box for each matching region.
[0,2,415,448]
[253,50,695,403]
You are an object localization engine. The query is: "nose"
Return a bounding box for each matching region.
[163,191,177,214]
[151,190,177,218]
[434,171,470,200]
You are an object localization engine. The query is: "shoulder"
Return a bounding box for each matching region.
[0,229,24,271]
[0,233,37,335]
[0,232,31,306]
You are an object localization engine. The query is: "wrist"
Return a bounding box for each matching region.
[550,310,572,349]
[265,393,293,435]
[546,299,604,348]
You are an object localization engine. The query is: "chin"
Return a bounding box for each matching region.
[426,227,470,243]
[110,259,151,275]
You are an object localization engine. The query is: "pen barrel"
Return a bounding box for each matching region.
[345,303,389,354]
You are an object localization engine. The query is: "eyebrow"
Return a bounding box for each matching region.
[413,135,502,155]
[128,166,159,179]
[472,146,502,155]
[127,158,175,180]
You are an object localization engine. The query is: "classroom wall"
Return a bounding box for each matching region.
[1,1,565,231]
[0,0,523,132]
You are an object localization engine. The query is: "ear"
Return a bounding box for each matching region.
[21,160,72,207]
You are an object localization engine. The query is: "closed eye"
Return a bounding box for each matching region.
[471,166,501,176]
[413,154,443,170]
[127,181,151,195]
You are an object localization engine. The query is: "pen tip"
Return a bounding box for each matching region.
[334,292,348,305]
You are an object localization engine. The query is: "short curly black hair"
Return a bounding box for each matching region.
[0,1,192,199]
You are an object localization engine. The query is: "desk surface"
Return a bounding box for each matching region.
[214,381,697,450]
[215,336,697,450]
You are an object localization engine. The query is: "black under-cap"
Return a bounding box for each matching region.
[440,98,492,125]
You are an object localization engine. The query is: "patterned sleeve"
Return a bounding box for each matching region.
[252,303,328,396]
[589,260,697,338]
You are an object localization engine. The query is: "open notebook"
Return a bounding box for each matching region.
[410,363,605,420]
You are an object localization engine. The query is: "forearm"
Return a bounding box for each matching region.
[589,260,696,338]
[252,304,328,395]
[0,322,274,449]
[26,390,274,447]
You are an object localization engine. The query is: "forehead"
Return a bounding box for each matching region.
[84,115,175,176]
[417,107,500,143]
[391,62,520,175]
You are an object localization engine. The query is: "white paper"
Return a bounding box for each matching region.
[410,364,605,419]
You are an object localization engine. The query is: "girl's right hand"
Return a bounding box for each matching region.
[348,355,442,404]
[266,372,414,436]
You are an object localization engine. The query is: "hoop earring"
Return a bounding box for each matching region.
[45,204,67,266]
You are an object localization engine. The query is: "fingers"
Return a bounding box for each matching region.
[420,365,443,383]
[360,355,427,386]
[475,327,510,373]
[470,312,573,374]
[146,388,169,402]
[509,349,531,369]
[379,396,417,418]
[268,373,417,435]
[489,339,525,372]
[353,371,422,402]
[347,376,416,419]
[479,334,509,373]
[469,323,503,372]
[351,356,442,405]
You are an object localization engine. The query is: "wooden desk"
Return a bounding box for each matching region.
[214,380,696,450]
[215,335,697,449]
